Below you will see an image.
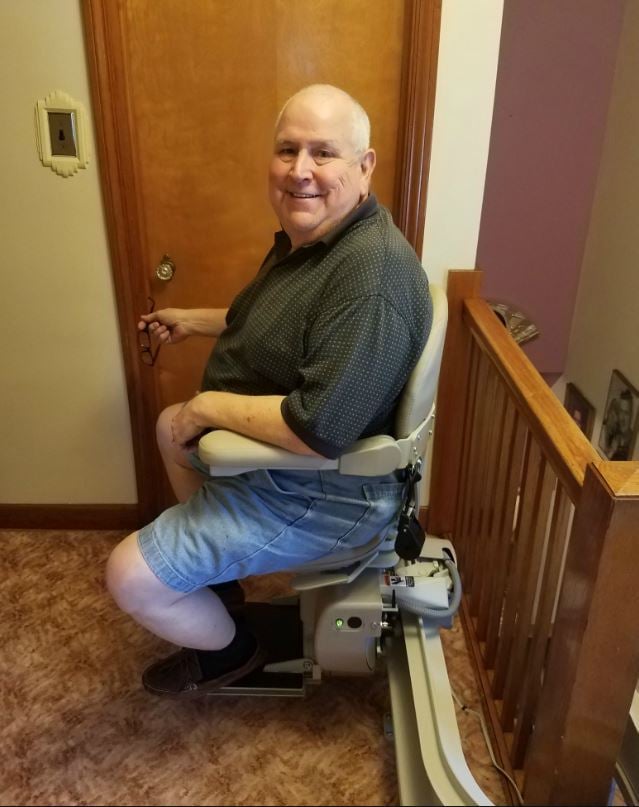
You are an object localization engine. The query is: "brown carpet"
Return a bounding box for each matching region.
[0,529,513,806]
[0,530,398,806]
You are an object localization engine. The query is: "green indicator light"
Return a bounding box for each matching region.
[335,618,344,629]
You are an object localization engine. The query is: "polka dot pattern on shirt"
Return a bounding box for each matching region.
[201,197,432,458]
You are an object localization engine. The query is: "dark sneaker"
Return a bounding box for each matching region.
[142,642,266,697]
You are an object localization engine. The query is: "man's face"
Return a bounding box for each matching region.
[269,95,375,249]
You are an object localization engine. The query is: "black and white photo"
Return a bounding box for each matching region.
[564,382,595,439]
[599,370,639,460]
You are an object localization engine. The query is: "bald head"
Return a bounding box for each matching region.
[269,83,376,249]
[275,84,371,155]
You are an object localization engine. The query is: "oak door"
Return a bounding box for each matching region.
[84,0,440,518]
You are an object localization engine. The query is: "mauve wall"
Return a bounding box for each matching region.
[476,0,625,374]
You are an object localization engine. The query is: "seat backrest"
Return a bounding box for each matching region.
[394,282,448,439]
[291,283,449,585]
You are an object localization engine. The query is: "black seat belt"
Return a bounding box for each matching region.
[395,459,426,561]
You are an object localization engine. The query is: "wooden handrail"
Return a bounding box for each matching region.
[463,297,600,503]
[429,270,639,805]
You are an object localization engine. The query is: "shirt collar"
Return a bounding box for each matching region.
[273,194,379,259]
[317,193,378,247]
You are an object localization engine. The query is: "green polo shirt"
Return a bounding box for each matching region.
[201,195,432,459]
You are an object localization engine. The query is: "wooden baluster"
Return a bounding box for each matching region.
[473,378,509,637]
[492,438,541,699]
[467,363,503,618]
[477,389,515,641]
[484,414,528,667]
[501,458,556,731]
[453,338,481,570]
[460,352,492,599]
[511,484,573,768]
[524,462,639,805]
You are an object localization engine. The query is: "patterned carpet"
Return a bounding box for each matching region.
[0,529,508,806]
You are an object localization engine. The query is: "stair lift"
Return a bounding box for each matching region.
[197,284,492,806]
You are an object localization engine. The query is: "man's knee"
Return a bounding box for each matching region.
[156,403,194,470]
[156,403,182,453]
[106,531,175,617]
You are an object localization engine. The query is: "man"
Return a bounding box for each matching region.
[106,84,432,695]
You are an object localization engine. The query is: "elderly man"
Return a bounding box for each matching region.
[106,84,432,695]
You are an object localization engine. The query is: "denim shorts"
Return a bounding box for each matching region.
[137,468,406,593]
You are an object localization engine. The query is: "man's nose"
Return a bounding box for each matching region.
[290,150,313,180]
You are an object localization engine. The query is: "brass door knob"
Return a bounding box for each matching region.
[155,255,176,282]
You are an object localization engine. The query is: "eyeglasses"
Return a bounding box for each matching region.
[138,297,162,367]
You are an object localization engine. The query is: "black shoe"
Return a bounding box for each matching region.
[207,579,245,611]
[142,626,265,696]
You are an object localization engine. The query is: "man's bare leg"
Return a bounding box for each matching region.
[106,406,257,692]
[106,531,236,649]
[156,402,205,503]
[106,532,262,693]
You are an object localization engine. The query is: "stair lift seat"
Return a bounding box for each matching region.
[197,284,492,806]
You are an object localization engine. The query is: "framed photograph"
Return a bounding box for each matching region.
[598,370,639,460]
[564,382,595,439]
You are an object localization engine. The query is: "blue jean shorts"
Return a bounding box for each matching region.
[137,467,406,593]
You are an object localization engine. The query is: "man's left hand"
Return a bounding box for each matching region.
[171,398,206,447]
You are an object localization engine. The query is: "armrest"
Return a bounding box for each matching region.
[198,430,338,476]
[198,430,405,477]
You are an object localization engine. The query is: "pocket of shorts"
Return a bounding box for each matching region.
[331,499,376,552]
[258,468,325,499]
[362,481,406,505]
[332,482,404,553]
[360,481,405,538]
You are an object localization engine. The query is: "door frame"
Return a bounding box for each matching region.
[82,0,442,524]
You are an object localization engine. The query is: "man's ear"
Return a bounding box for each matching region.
[360,149,376,183]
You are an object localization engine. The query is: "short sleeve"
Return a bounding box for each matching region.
[281,295,417,458]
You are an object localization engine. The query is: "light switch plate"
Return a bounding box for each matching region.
[48,111,77,157]
[35,90,89,177]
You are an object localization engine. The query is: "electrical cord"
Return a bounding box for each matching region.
[450,686,525,806]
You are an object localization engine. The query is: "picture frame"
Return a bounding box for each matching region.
[598,369,639,461]
[564,382,595,439]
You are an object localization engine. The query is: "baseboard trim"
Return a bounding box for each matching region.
[0,503,430,534]
[0,504,141,530]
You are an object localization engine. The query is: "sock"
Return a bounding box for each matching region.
[195,623,259,680]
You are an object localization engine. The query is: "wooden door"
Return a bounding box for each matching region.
[83,0,441,521]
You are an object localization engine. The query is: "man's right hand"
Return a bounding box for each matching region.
[138,308,191,345]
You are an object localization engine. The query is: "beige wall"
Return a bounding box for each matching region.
[562,2,639,459]
[421,0,504,288]
[0,1,137,503]
[0,0,504,507]
[420,0,503,504]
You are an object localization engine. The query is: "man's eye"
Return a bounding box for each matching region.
[315,150,333,160]
[278,148,296,159]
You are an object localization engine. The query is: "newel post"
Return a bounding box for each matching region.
[524,462,639,804]
[427,269,482,535]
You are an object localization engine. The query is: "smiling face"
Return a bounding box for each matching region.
[268,90,376,249]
